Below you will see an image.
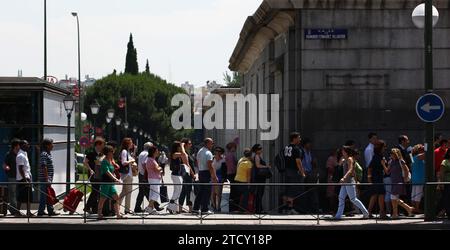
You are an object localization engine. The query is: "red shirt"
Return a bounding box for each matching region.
[434,147,448,173]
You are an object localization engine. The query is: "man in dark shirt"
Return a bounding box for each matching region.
[283,132,306,215]
[394,135,412,168]
[83,137,105,214]
[2,139,20,215]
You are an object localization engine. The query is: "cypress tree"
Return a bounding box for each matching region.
[125,33,139,75]
[145,59,150,75]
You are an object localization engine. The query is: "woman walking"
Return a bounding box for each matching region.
[438,150,450,220]
[388,148,414,219]
[98,145,123,220]
[211,147,225,212]
[252,144,271,214]
[411,144,425,213]
[334,146,369,220]
[179,138,195,213]
[367,140,388,219]
[168,141,189,214]
[119,138,136,214]
[145,145,163,214]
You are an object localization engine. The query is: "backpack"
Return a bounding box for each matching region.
[354,161,363,182]
[274,149,286,173]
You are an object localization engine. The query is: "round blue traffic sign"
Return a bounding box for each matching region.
[416,93,445,123]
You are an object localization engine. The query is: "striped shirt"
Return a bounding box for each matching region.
[39,151,54,182]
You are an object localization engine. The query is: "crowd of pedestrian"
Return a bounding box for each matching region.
[2,131,450,220]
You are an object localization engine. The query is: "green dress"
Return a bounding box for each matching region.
[99,159,118,198]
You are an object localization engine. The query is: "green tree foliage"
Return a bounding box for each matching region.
[84,73,193,145]
[125,33,139,75]
[223,71,242,88]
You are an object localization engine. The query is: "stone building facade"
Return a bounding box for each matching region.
[228,0,450,210]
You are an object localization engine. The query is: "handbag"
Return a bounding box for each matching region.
[159,178,169,203]
[401,160,411,183]
[131,163,138,177]
[257,167,273,179]
[46,186,58,205]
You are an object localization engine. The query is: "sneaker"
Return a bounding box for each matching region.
[134,208,143,213]
[287,209,299,215]
[144,206,154,214]
[201,210,214,215]
[48,212,60,216]
[37,212,48,216]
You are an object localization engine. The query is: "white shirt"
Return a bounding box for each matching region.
[16,149,31,181]
[197,147,213,171]
[212,158,225,172]
[121,149,135,178]
[364,143,374,169]
[138,150,149,175]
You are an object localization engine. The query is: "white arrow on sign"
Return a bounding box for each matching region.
[421,102,441,113]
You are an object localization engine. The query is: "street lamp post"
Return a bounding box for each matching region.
[115,118,122,143]
[124,122,129,137]
[63,94,75,195]
[133,126,138,150]
[71,12,82,141]
[107,109,115,141]
[90,100,101,139]
[106,117,112,141]
[44,0,47,80]
[412,1,439,221]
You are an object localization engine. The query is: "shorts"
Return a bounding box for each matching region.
[285,168,304,198]
[17,180,32,203]
[411,185,424,202]
[149,178,161,202]
[390,194,400,200]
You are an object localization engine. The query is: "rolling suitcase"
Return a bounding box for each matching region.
[0,187,8,216]
[63,189,83,214]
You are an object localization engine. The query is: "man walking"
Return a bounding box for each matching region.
[16,140,33,217]
[134,142,153,213]
[193,138,217,215]
[2,139,20,216]
[283,132,306,215]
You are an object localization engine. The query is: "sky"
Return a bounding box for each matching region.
[0,0,262,86]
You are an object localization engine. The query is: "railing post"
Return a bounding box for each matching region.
[83,181,87,224]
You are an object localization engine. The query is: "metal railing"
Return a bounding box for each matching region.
[0,180,448,224]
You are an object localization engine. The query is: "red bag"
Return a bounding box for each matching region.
[63,189,83,214]
[46,186,58,205]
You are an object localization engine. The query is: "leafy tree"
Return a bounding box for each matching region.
[125,33,139,75]
[84,73,193,145]
[223,71,242,88]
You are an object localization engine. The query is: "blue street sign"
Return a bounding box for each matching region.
[304,29,348,40]
[416,93,445,123]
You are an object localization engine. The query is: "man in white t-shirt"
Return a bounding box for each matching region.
[16,140,33,217]
[364,132,378,169]
[193,138,217,215]
[134,142,153,213]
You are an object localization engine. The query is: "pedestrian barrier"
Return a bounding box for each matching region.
[0,180,448,225]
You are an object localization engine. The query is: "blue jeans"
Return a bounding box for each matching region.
[335,179,368,219]
[38,184,54,214]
